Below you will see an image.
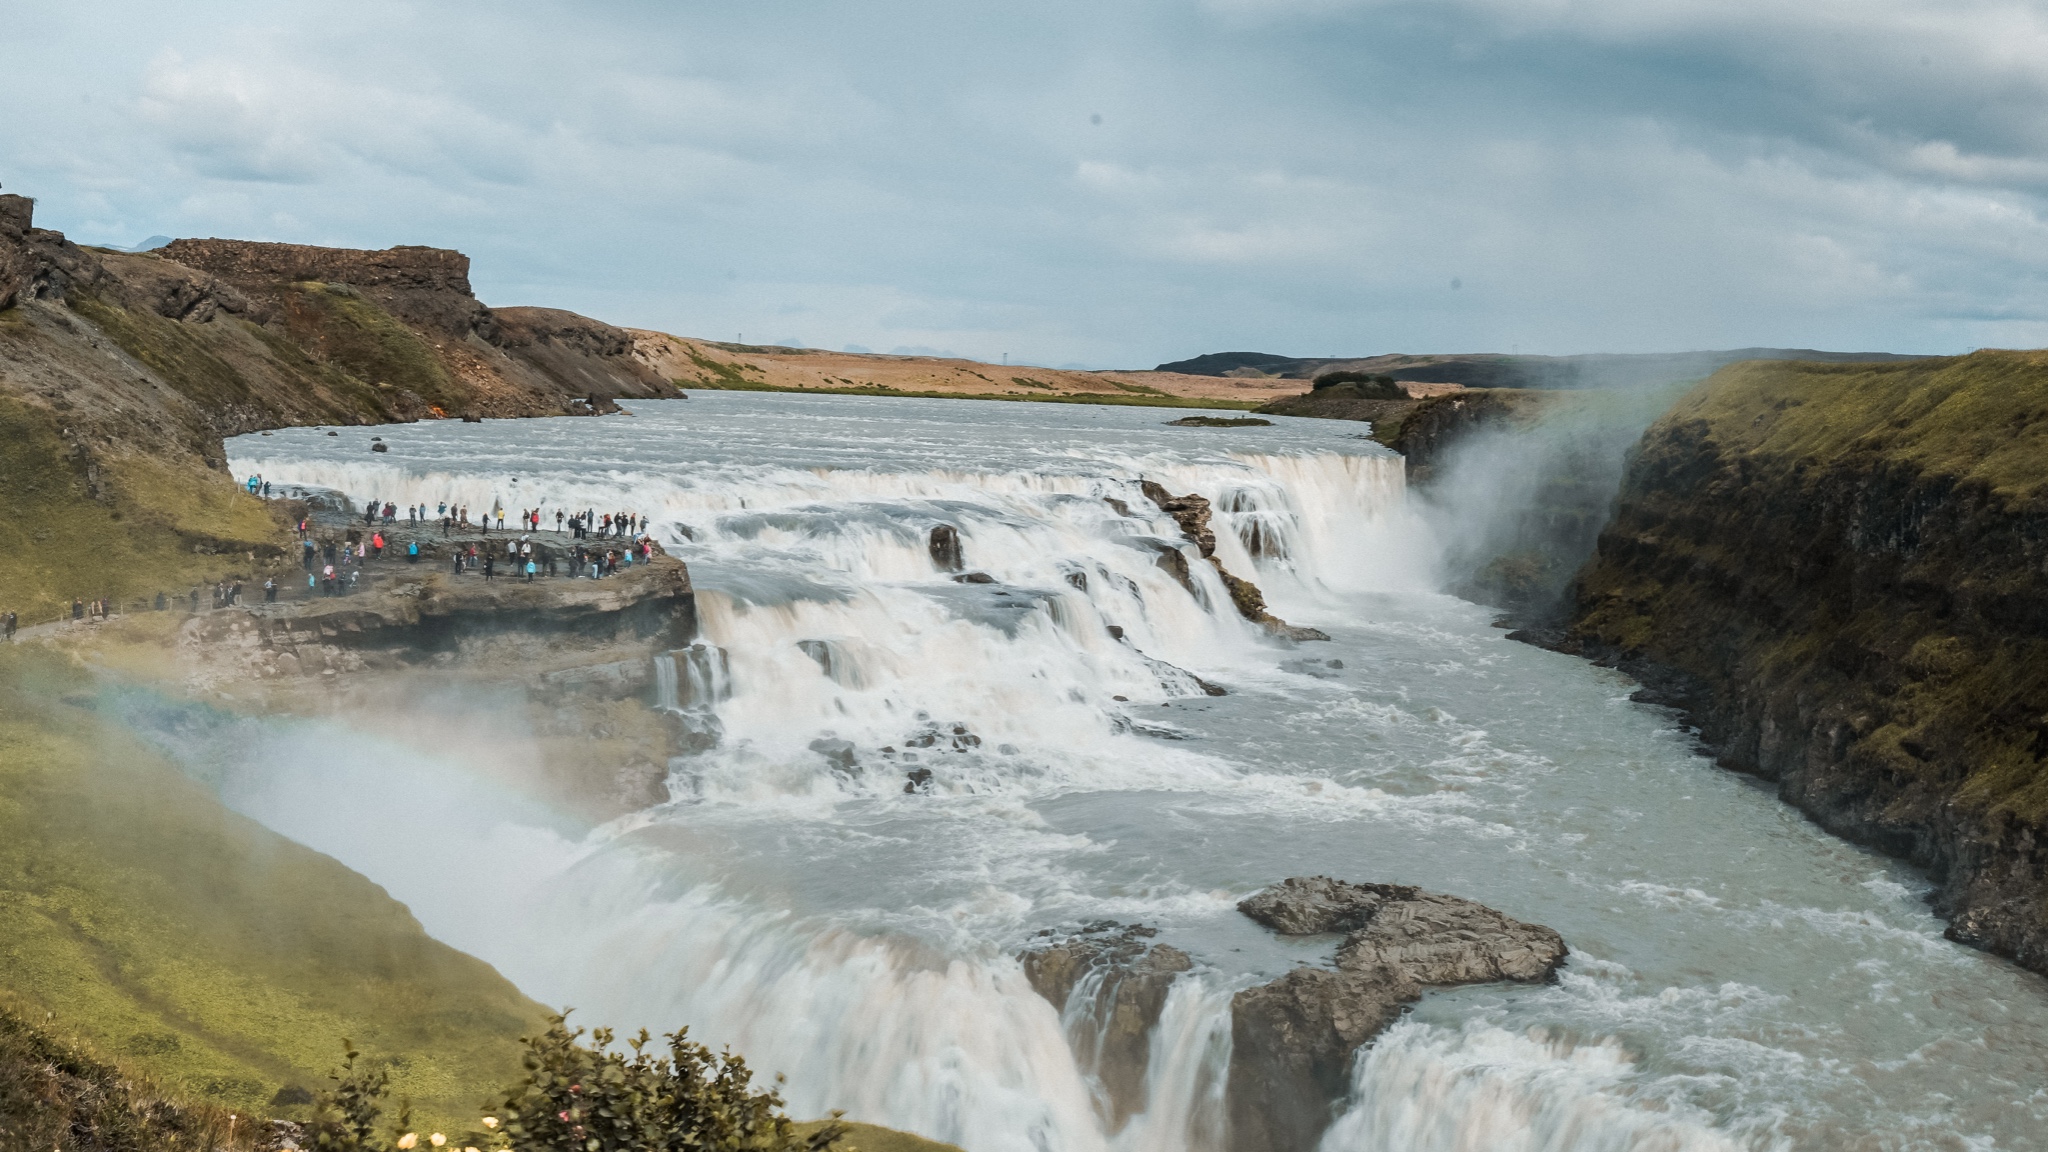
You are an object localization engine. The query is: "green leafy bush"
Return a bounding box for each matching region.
[308,1015,844,1152]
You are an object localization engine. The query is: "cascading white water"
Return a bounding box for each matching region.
[210,394,2048,1152]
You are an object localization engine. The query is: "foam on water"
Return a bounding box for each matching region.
[205,394,2048,1152]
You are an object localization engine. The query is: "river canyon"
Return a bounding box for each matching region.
[160,392,2048,1152]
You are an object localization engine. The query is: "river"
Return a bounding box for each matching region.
[220,392,2048,1152]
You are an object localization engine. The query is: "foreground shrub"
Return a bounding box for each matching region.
[310,1014,843,1152]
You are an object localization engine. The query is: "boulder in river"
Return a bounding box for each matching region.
[1228,962,1420,1152]
[1020,922,1194,1132]
[1226,878,1567,1152]
[1237,875,1403,935]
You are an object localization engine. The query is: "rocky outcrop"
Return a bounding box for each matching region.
[1138,482,1328,642]
[1019,923,1193,1131]
[1228,964,1418,1152]
[160,239,486,334]
[1556,352,2048,976]
[1226,878,1566,1152]
[1238,875,1393,934]
[0,194,31,311]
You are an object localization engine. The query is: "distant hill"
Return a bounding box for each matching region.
[1157,348,1931,389]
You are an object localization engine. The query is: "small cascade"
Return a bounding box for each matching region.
[653,651,681,711]
[678,641,733,708]
[1317,1021,1760,1152]
[656,642,733,757]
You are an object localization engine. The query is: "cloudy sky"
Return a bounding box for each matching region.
[5,1,2047,367]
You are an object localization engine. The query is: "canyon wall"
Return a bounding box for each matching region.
[1558,352,2048,974]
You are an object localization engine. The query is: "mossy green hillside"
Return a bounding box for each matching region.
[0,645,547,1130]
[277,283,462,413]
[1664,349,2048,503]
[0,395,292,626]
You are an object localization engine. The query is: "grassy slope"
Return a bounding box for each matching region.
[1662,349,2048,502]
[0,393,289,626]
[0,644,547,1129]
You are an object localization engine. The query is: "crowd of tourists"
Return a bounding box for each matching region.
[0,488,669,631]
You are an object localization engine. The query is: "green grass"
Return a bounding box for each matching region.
[68,295,263,411]
[0,645,546,1131]
[1670,350,2048,505]
[275,283,464,414]
[796,1122,963,1152]
[0,395,294,626]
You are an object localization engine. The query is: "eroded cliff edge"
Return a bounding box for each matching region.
[1549,351,2048,974]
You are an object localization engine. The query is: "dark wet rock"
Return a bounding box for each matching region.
[929,523,964,572]
[370,441,389,452]
[1238,876,1401,935]
[808,737,857,773]
[1103,497,1135,518]
[1021,922,1194,1131]
[903,766,933,794]
[1227,879,1568,1152]
[903,721,982,753]
[1335,890,1567,984]
[953,571,996,584]
[1063,569,1088,591]
[1153,545,1198,595]
[1105,624,1125,641]
[796,638,835,677]
[1227,963,1419,1152]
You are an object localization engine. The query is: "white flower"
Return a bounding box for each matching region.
[480,1118,499,1130]
[397,1134,419,1150]
[431,1135,447,1148]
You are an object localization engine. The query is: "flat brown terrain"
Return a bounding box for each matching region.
[629,330,1307,405]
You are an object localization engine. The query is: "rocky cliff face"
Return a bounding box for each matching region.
[1560,352,2048,975]
[0,193,675,622]
[0,196,31,311]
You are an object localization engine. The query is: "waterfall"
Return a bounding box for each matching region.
[207,397,1919,1152]
[1316,1022,1765,1152]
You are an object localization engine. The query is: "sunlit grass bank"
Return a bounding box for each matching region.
[0,644,546,1129]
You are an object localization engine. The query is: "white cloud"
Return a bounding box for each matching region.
[3,0,2046,361]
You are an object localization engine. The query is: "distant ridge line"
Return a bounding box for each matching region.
[1156,347,1933,389]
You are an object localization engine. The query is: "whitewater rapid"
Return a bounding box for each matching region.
[201,393,2048,1152]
